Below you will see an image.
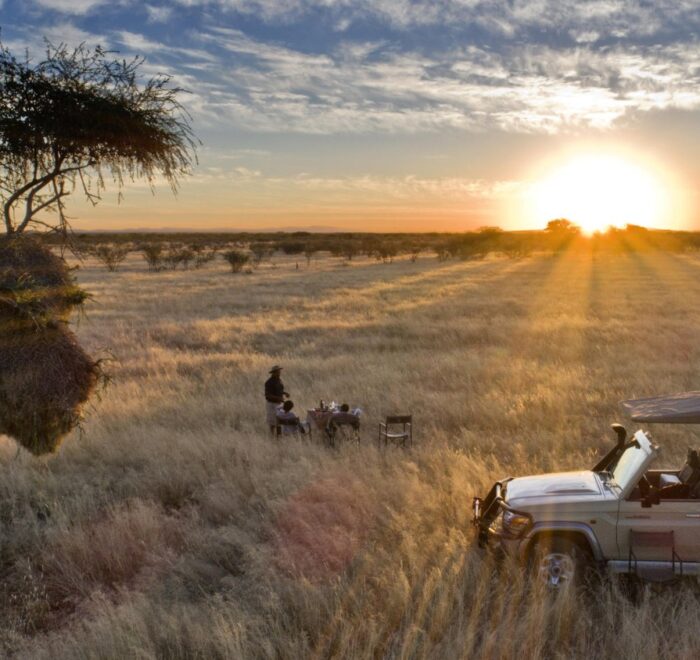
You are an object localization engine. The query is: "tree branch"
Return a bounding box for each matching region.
[6,159,90,234]
[16,186,70,233]
[3,162,63,232]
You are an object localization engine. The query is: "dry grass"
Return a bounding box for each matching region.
[1,248,700,658]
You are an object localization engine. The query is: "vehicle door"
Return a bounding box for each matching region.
[617,499,700,562]
[611,431,661,559]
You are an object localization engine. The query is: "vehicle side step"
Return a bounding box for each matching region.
[607,560,700,577]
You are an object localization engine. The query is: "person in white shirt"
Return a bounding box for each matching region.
[275,400,309,436]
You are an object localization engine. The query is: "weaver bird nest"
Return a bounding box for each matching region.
[0,237,101,455]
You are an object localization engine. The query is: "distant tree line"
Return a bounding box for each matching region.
[37,221,700,274]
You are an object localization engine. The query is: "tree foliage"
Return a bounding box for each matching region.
[92,244,129,272]
[546,218,580,235]
[222,249,250,273]
[0,40,197,236]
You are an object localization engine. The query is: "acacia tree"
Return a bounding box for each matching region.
[0,41,197,236]
[0,41,197,455]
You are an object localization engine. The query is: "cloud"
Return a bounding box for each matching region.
[172,0,700,42]
[34,0,110,15]
[3,21,106,52]
[183,27,700,135]
[16,1,700,140]
[282,174,521,201]
[113,32,220,65]
[146,4,173,22]
[192,168,522,202]
[116,30,163,53]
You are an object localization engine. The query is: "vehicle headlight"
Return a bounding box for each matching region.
[502,510,532,537]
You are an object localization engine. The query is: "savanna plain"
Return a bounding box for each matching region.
[2,246,700,659]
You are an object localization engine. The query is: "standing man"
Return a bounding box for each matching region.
[265,365,289,434]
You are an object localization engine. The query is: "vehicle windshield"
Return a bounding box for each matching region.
[610,431,654,491]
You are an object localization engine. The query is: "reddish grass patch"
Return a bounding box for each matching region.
[273,472,377,580]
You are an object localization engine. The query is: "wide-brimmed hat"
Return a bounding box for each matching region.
[269,365,283,373]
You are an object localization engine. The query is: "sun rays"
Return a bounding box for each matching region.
[524,153,673,234]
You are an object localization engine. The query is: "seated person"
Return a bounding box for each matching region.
[276,400,309,435]
[327,403,361,439]
[340,403,362,416]
[330,403,360,424]
[657,449,700,498]
[681,449,700,495]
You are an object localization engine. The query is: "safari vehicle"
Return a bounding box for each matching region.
[472,392,700,586]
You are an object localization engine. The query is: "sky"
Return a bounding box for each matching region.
[1,0,700,232]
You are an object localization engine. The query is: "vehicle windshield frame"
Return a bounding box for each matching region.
[610,430,656,493]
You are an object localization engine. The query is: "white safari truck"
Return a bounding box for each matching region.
[472,392,700,586]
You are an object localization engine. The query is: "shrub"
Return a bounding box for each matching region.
[141,244,164,272]
[278,241,305,255]
[249,242,273,267]
[375,243,397,263]
[342,242,360,261]
[222,250,250,273]
[93,245,130,272]
[178,248,196,270]
[163,247,184,270]
[304,245,317,267]
[194,248,218,269]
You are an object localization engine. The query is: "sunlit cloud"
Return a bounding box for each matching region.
[190,169,522,201]
[33,0,112,15]
[175,28,700,135]
[3,0,699,229]
[145,4,173,23]
[169,0,700,39]
[4,21,106,51]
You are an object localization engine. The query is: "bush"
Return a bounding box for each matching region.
[304,245,317,267]
[222,250,250,273]
[374,243,397,263]
[163,247,184,270]
[342,242,360,261]
[194,248,218,269]
[141,244,164,272]
[249,242,273,267]
[278,241,305,255]
[178,248,196,270]
[93,245,130,272]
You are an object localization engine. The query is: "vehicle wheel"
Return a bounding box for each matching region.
[530,537,592,589]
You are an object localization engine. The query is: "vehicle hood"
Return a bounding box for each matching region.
[505,470,603,508]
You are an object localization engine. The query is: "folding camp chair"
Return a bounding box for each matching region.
[378,415,413,447]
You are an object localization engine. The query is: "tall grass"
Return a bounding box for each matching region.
[1,249,700,658]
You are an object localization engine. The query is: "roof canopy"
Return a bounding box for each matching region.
[620,392,700,424]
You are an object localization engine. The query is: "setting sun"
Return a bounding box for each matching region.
[527,154,670,234]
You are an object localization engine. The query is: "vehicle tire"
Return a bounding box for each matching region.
[529,536,593,589]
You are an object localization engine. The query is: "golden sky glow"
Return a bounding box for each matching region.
[523,153,674,234]
[5,2,700,232]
